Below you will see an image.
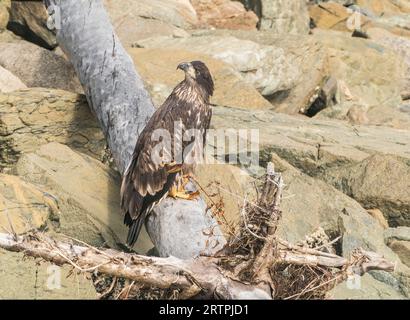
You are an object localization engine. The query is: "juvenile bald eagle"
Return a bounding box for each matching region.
[120,61,214,247]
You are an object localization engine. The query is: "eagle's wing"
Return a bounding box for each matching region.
[120,92,188,246]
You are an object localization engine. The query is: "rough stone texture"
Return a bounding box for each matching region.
[0,88,106,170]
[0,173,55,235]
[367,27,410,92]
[0,0,9,31]
[388,241,410,267]
[0,29,21,43]
[0,249,97,299]
[195,163,254,237]
[309,2,369,32]
[104,0,196,46]
[385,227,410,243]
[136,35,300,97]
[367,209,389,229]
[311,29,410,130]
[185,29,330,113]
[129,47,271,109]
[318,154,410,227]
[259,0,310,34]
[0,65,26,93]
[267,154,409,296]
[356,0,410,16]
[309,1,410,38]
[7,1,57,49]
[211,106,410,177]
[0,41,82,93]
[330,274,405,299]
[12,142,154,253]
[191,0,258,30]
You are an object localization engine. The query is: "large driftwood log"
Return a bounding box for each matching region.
[0,232,394,299]
[42,0,225,258]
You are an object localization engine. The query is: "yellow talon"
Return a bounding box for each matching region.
[168,174,200,200]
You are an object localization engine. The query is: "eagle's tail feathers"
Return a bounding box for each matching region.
[126,215,145,248]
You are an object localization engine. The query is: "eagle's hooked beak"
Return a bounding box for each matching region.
[177,62,190,71]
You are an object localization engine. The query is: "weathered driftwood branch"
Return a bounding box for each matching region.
[42,0,225,258]
[0,232,394,299]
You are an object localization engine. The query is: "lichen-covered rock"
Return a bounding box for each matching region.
[0,88,105,170]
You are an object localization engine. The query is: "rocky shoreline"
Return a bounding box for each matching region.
[0,0,409,299]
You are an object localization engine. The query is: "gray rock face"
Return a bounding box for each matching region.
[0,41,82,93]
[211,106,410,176]
[259,0,310,34]
[103,0,196,46]
[385,227,410,243]
[137,34,299,96]
[318,154,410,227]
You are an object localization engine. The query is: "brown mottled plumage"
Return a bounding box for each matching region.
[120,61,214,247]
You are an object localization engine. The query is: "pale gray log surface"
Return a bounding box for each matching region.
[43,0,226,257]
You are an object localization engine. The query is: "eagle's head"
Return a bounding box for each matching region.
[177,61,214,98]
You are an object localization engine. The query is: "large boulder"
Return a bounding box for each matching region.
[104,0,196,46]
[0,88,106,171]
[311,29,410,129]
[191,0,258,30]
[318,154,410,227]
[355,0,410,16]
[7,0,57,49]
[0,40,82,93]
[309,1,369,33]
[0,65,26,93]
[129,47,271,109]
[367,27,410,93]
[385,227,410,267]
[180,29,330,113]
[136,34,300,97]
[259,0,310,34]
[12,142,153,253]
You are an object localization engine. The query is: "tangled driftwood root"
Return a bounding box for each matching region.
[0,164,395,299]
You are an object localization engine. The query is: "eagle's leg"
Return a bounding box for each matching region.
[168,173,200,200]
